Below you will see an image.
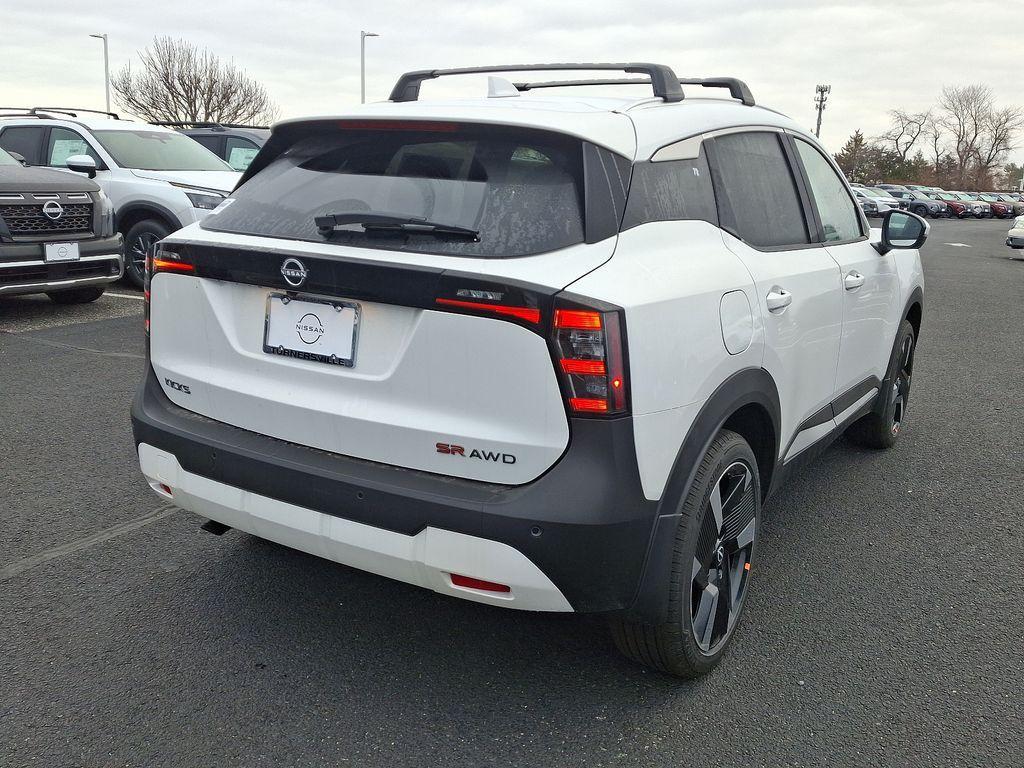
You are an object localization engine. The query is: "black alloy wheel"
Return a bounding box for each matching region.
[690,460,757,654]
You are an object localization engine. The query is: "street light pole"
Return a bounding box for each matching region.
[360,31,379,104]
[89,33,110,113]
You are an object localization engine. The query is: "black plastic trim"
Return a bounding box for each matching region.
[626,368,780,623]
[131,368,657,613]
[115,201,183,232]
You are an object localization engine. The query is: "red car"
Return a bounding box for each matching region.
[929,193,968,218]
[979,193,1014,218]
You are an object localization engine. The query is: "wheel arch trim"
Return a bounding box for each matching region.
[115,202,183,233]
[626,367,780,623]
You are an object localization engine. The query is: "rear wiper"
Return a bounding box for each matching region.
[315,212,479,241]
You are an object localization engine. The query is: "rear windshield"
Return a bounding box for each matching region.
[202,124,586,257]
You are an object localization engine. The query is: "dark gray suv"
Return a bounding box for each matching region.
[155,123,269,171]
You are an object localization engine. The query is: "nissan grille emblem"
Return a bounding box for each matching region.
[281,258,308,288]
[42,201,64,221]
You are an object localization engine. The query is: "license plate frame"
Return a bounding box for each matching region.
[44,242,80,263]
[262,293,360,368]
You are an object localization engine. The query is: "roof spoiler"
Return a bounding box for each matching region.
[388,63,686,104]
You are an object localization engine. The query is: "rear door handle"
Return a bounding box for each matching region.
[765,287,792,313]
[844,271,866,291]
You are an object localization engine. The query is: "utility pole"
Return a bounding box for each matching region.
[360,31,379,104]
[813,84,831,139]
[89,33,111,113]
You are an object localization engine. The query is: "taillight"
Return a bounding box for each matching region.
[551,300,628,417]
[145,247,192,336]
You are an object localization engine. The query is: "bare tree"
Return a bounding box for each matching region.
[112,37,279,125]
[878,109,930,161]
[938,85,991,187]
[975,105,1024,182]
[921,114,945,174]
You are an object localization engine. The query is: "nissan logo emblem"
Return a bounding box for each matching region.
[281,257,308,288]
[42,201,64,221]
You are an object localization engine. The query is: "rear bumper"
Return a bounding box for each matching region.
[0,234,123,296]
[131,369,659,613]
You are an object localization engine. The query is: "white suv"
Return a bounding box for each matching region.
[132,64,926,677]
[0,109,241,287]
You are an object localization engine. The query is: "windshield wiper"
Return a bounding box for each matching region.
[315,212,479,241]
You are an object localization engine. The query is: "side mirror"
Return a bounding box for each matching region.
[7,150,27,166]
[65,154,97,178]
[874,209,928,255]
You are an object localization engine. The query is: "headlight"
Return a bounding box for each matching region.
[185,190,226,209]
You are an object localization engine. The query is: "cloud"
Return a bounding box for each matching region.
[2,0,1020,161]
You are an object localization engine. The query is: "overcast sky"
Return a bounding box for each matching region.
[3,0,1021,162]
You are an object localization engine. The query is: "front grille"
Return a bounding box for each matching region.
[0,194,93,237]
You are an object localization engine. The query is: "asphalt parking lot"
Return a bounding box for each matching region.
[1,218,1022,767]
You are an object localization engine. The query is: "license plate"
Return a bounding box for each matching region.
[44,242,80,263]
[263,293,360,367]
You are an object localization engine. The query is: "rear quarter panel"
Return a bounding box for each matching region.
[566,220,763,500]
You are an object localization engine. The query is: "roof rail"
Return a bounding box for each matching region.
[30,107,121,119]
[389,63,685,103]
[151,121,269,130]
[512,76,756,106]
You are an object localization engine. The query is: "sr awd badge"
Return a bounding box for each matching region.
[281,257,308,288]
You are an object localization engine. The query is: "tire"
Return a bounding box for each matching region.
[610,429,761,678]
[123,219,170,289]
[912,205,928,217]
[846,319,915,449]
[46,286,106,304]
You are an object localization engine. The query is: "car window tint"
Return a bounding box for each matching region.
[711,131,808,248]
[46,127,101,167]
[203,124,589,258]
[793,139,862,242]
[0,126,45,165]
[621,145,718,229]
[190,135,222,153]
[225,136,259,171]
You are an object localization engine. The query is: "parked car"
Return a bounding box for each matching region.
[977,193,1014,218]
[155,122,269,172]
[948,192,991,218]
[0,108,241,287]
[991,192,1024,216]
[927,192,968,218]
[133,63,926,678]
[0,145,122,302]
[851,186,903,216]
[1006,215,1024,249]
[876,183,910,193]
[887,189,948,218]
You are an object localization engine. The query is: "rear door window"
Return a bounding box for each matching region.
[0,126,45,165]
[202,123,590,258]
[709,131,810,248]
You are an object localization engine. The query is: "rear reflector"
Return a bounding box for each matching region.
[450,574,512,593]
[435,297,541,324]
[568,397,609,412]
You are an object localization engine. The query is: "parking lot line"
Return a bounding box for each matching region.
[104,291,146,301]
[0,504,178,583]
[0,329,144,359]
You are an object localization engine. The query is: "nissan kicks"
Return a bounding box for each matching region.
[132,63,926,678]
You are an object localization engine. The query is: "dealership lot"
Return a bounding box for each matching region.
[1,218,1021,766]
